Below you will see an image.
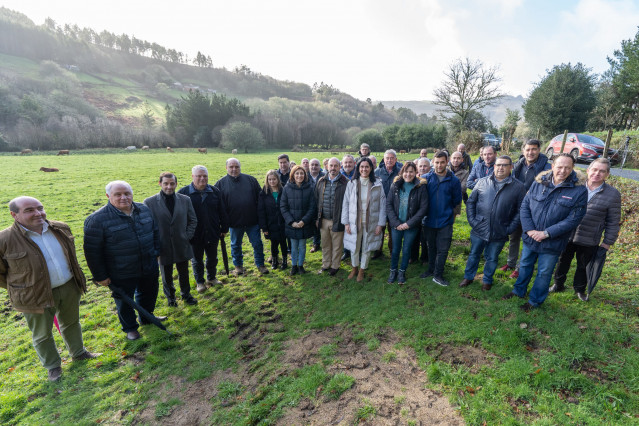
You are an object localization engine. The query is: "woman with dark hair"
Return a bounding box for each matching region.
[386,161,429,284]
[258,170,288,270]
[341,158,386,282]
[280,165,317,275]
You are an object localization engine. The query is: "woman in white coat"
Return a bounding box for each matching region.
[341,157,387,282]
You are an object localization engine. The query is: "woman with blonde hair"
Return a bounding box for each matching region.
[258,170,288,270]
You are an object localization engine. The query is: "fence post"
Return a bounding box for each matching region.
[559,130,569,156]
[603,129,613,159]
[536,128,541,140]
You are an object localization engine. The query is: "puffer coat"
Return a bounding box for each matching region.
[570,182,621,247]
[341,178,387,253]
[386,176,429,229]
[280,181,317,240]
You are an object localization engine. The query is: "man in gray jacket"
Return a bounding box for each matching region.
[460,156,525,291]
[144,172,198,307]
[550,158,621,301]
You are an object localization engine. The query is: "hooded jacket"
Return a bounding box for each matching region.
[386,176,429,229]
[520,169,588,254]
[280,180,317,240]
[466,174,525,242]
[423,170,462,228]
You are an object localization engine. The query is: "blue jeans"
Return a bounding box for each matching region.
[512,244,560,307]
[464,235,506,285]
[290,238,306,266]
[390,227,419,271]
[229,224,265,267]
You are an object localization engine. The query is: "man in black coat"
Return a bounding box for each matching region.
[308,158,325,253]
[459,156,525,291]
[178,165,229,293]
[84,181,162,341]
[215,158,269,276]
[145,172,198,306]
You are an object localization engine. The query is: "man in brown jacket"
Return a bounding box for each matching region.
[550,158,621,301]
[0,197,99,381]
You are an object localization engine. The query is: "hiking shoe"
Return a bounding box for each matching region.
[258,265,270,275]
[206,278,223,287]
[509,269,519,279]
[502,292,522,300]
[432,276,450,287]
[499,264,515,272]
[184,296,198,305]
[577,292,589,302]
[126,330,141,340]
[420,270,434,279]
[48,366,62,382]
[520,302,535,312]
[73,351,101,361]
[233,266,244,276]
[387,269,398,283]
[458,278,473,288]
[549,283,565,293]
[481,283,492,291]
[196,282,207,294]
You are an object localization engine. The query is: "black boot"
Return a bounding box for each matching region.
[272,256,279,270]
[290,265,299,276]
[388,269,398,283]
[280,256,288,270]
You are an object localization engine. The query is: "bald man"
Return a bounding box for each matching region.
[1,196,99,381]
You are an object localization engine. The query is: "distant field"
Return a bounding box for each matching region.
[1,149,638,424]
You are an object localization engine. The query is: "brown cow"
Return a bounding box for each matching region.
[167,147,174,152]
[39,167,59,172]
[141,146,149,150]
[57,150,70,156]
[197,147,207,154]
[399,150,407,154]
[21,149,33,155]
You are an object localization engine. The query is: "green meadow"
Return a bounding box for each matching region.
[0,149,638,424]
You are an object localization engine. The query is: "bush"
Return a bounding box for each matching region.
[449,130,483,154]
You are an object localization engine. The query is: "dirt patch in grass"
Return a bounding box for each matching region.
[431,343,496,374]
[278,327,464,425]
[571,360,610,383]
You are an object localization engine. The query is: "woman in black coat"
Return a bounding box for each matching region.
[258,170,288,270]
[280,165,317,275]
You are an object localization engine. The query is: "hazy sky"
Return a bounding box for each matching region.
[2,0,639,101]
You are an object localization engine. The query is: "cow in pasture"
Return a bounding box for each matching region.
[21,149,33,155]
[399,150,407,154]
[167,147,175,152]
[198,147,207,154]
[141,146,149,150]
[57,150,70,156]
[39,167,59,172]
[231,149,237,154]
[125,146,136,151]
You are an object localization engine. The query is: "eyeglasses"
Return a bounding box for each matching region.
[494,163,511,168]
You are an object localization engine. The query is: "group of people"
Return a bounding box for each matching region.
[0,140,621,381]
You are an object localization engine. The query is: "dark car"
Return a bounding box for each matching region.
[481,133,501,151]
[546,133,619,165]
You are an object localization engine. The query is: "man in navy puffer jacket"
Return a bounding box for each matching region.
[503,155,587,311]
[84,181,161,340]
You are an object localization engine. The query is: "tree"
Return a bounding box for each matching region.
[448,110,493,133]
[395,107,418,123]
[433,57,504,132]
[523,63,596,139]
[354,129,385,151]
[606,28,639,129]
[220,121,264,153]
[588,75,622,131]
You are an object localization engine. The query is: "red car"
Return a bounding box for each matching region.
[546,133,619,165]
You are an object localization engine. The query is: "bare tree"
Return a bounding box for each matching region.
[433,57,504,131]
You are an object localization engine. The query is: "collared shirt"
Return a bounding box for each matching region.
[328,173,341,183]
[21,222,73,288]
[587,182,604,202]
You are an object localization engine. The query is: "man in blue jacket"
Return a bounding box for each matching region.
[503,154,587,311]
[467,145,496,190]
[420,151,462,287]
[372,150,403,259]
[460,156,525,291]
[500,139,551,278]
[84,181,162,341]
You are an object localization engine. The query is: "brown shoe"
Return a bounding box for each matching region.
[502,292,521,300]
[348,266,358,279]
[196,282,207,294]
[357,268,366,282]
[206,278,222,287]
[258,265,270,275]
[233,266,244,276]
[481,283,492,291]
[458,278,473,288]
[73,351,102,361]
[48,366,62,382]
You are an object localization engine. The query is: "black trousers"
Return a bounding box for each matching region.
[425,225,453,278]
[410,225,428,262]
[161,261,191,301]
[270,238,288,260]
[553,242,598,293]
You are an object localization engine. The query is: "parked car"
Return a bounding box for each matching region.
[546,133,619,165]
[481,133,501,151]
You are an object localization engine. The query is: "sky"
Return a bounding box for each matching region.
[2,0,639,101]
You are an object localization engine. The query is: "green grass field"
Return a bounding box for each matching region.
[1,149,638,424]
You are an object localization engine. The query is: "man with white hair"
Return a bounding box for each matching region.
[373,149,403,259]
[178,166,229,294]
[215,158,269,276]
[308,158,325,253]
[341,155,356,180]
[1,196,99,381]
[84,181,162,341]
